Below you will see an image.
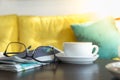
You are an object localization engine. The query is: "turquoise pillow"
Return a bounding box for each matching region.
[71,17,120,59]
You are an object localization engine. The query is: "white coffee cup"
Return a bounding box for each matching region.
[63,42,99,57]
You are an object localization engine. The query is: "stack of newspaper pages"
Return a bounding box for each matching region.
[0,56,48,72]
[0,46,62,72]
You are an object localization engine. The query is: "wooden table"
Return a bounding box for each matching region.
[0,59,118,80]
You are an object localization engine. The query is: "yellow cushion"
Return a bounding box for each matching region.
[18,14,95,50]
[0,14,18,52]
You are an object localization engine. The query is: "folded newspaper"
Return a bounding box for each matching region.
[0,46,63,72]
[0,56,48,72]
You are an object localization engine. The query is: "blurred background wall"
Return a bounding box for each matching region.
[0,0,120,18]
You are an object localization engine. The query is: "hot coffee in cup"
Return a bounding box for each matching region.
[63,42,99,57]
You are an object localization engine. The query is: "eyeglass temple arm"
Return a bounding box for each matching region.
[3,42,27,56]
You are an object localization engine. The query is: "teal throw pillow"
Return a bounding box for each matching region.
[71,17,120,59]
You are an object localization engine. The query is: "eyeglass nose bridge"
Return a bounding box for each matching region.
[26,46,32,54]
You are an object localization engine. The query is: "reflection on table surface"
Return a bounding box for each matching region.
[0,59,118,80]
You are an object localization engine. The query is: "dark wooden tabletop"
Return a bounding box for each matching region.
[0,59,118,80]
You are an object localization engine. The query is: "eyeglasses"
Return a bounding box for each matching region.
[3,42,59,63]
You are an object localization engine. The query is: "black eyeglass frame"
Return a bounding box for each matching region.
[3,42,57,63]
[3,42,29,56]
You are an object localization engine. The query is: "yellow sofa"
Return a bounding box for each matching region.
[0,14,97,52]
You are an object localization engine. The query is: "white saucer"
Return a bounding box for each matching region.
[55,53,99,64]
[105,62,120,79]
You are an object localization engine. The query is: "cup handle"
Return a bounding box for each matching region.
[92,45,99,56]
